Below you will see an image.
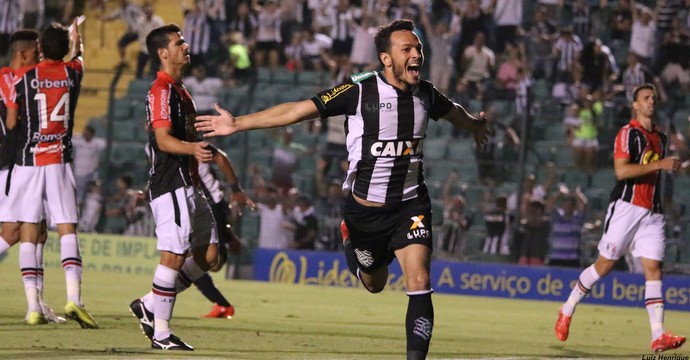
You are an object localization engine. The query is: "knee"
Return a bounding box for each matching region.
[406,273,431,292]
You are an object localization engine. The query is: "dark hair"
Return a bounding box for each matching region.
[120,174,133,188]
[8,30,39,57]
[632,83,656,102]
[146,24,181,66]
[40,23,69,60]
[374,19,416,66]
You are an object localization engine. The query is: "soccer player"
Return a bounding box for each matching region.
[0,30,65,324]
[128,24,219,351]
[554,84,686,353]
[195,150,255,319]
[5,20,97,328]
[196,19,490,359]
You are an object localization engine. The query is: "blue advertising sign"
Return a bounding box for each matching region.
[254,249,690,311]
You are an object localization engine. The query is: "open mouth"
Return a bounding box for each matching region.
[407,64,420,77]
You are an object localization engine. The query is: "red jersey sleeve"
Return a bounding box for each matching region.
[613,126,631,160]
[66,57,84,74]
[148,81,172,129]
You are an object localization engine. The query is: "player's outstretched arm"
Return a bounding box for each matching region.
[195,100,320,137]
[613,156,680,180]
[69,16,85,59]
[443,103,491,148]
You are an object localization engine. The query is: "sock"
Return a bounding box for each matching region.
[175,256,206,294]
[19,242,40,313]
[343,239,359,276]
[645,280,665,340]
[562,265,600,316]
[406,290,434,360]
[152,265,178,340]
[36,243,45,307]
[0,235,10,255]
[60,234,82,305]
[142,291,154,312]
[194,273,231,307]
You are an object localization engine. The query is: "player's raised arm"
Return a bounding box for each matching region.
[69,16,85,59]
[195,99,320,137]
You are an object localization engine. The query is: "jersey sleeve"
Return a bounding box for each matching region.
[311,82,359,118]
[5,77,23,110]
[426,81,455,120]
[147,82,172,129]
[613,126,632,160]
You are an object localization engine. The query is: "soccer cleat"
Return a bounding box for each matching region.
[652,331,686,352]
[340,220,349,244]
[202,303,235,319]
[129,298,154,340]
[555,307,572,341]
[42,304,67,324]
[151,334,194,351]
[64,301,99,329]
[25,311,48,325]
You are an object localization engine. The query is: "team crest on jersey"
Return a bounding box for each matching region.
[370,140,422,157]
[354,248,374,268]
[320,84,354,104]
[413,317,433,340]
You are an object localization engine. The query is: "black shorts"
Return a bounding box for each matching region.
[343,186,433,274]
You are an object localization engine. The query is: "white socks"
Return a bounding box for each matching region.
[562,265,600,316]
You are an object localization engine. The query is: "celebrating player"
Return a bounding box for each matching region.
[196,19,490,359]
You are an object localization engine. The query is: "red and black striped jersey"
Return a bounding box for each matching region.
[609,119,667,212]
[146,71,198,200]
[8,58,83,166]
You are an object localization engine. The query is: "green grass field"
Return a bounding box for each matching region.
[1,253,689,360]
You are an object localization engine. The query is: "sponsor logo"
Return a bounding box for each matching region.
[30,78,73,89]
[605,242,617,256]
[350,71,377,83]
[363,102,393,113]
[30,143,62,154]
[370,140,421,157]
[320,84,354,104]
[642,150,660,164]
[159,89,168,120]
[412,317,433,340]
[354,248,374,268]
[410,215,425,229]
[31,132,66,142]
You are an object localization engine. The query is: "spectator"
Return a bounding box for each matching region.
[552,27,583,83]
[514,199,551,265]
[99,0,144,67]
[252,178,292,249]
[72,125,106,205]
[579,38,612,94]
[314,163,345,251]
[495,43,525,95]
[329,0,355,69]
[253,0,283,68]
[453,0,490,70]
[482,195,511,255]
[527,7,557,81]
[474,106,519,186]
[487,0,523,54]
[0,0,22,59]
[135,2,164,79]
[226,1,257,47]
[300,27,334,71]
[609,0,634,46]
[660,30,690,93]
[123,190,154,237]
[289,195,318,250]
[571,94,601,181]
[271,127,309,195]
[457,32,495,100]
[419,11,458,94]
[629,1,656,67]
[570,0,593,42]
[545,185,588,268]
[104,174,136,234]
[182,0,212,70]
[78,180,103,233]
[320,114,347,179]
[183,63,223,115]
[438,173,474,259]
[221,31,253,86]
[348,14,378,72]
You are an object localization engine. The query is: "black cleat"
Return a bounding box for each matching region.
[151,334,194,351]
[129,298,154,341]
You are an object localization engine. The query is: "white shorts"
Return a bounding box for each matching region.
[572,138,599,149]
[150,186,218,255]
[598,200,666,261]
[5,164,78,224]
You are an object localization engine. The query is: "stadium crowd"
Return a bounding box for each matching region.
[3,0,690,270]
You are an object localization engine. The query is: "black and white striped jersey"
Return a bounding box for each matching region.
[311,71,454,204]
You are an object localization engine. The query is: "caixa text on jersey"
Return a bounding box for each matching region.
[30,78,74,89]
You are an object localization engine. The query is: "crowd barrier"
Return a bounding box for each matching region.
[254,248,690,311]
